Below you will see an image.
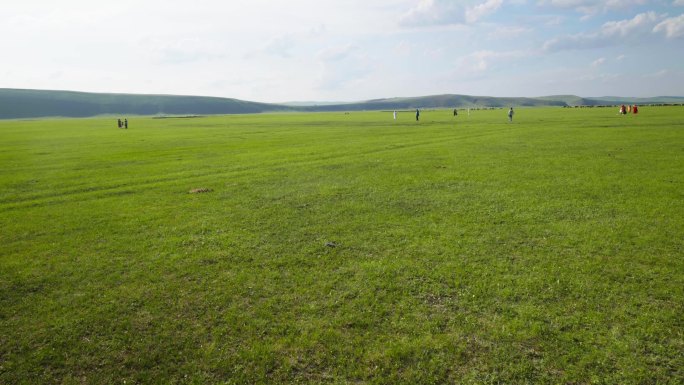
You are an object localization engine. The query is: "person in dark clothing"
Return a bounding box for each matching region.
[453,108,458,116]
[118,119,122,128]
[416,109,420,121]
[124,119,128,129]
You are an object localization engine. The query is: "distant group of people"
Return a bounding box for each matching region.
[117,118,128,129]
[390,104,643,123]
[391,107,513,122]
[619,105,638,115]
[391,109,422,121]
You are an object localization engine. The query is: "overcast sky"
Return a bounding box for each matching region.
[2,0,683,102]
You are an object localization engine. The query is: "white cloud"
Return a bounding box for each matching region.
[423,47,445,58]
[537,0,648,15]
[243,35,298,60]
[602,12,660,37]
[151,38,227,64]
[466,0,504,23]
[399,0,503,27]
[399,0,466,27]
[591,57,606,67]
[543,12,662,51]
[645,69,669,78]
[3,0,684,101]
[533,66,684,97]
[457,50,527,72]
[394,41,414,56]
[263,36,297,58]
[315,44,372,91]
[488,25,531,39]
[317,44,359,61]
[544,16,564,26]
[653,14,684,38]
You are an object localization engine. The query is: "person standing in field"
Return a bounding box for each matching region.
[415,108,420,121]
[508,107,514,122]
[124,118,128,129]
[118,118,122,128]
[453,108,458,116]
[633,105,638,114]
[393,110,397,120]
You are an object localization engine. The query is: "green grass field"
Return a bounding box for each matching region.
[1,107,682,384]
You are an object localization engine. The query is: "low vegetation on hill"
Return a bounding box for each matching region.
[0,89,291,119]
[2,88,683,119]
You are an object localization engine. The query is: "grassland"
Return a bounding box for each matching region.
[1,107,682,384]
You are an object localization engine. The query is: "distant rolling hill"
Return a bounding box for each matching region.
[1,88,683,119]
[303,94,684,111]
[302,94,567,112]
[0,88,292,119]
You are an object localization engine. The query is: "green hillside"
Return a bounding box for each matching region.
[588,96,684,104]
[0,89,291,119]
[536,95,591,106]
[347,94,684,110]
[2,88,683,119]
[304,94,567,112]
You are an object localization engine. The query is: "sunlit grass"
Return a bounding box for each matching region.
[1,107,682,384]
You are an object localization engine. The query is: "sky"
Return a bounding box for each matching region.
[2,0,683,102]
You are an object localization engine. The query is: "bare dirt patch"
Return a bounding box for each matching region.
[188,188,212,194]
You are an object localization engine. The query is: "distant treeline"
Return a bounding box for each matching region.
[2,88,683,119]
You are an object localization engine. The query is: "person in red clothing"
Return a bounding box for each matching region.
[633,105,638,114]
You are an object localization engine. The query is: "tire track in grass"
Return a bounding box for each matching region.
[0,125,520,211]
